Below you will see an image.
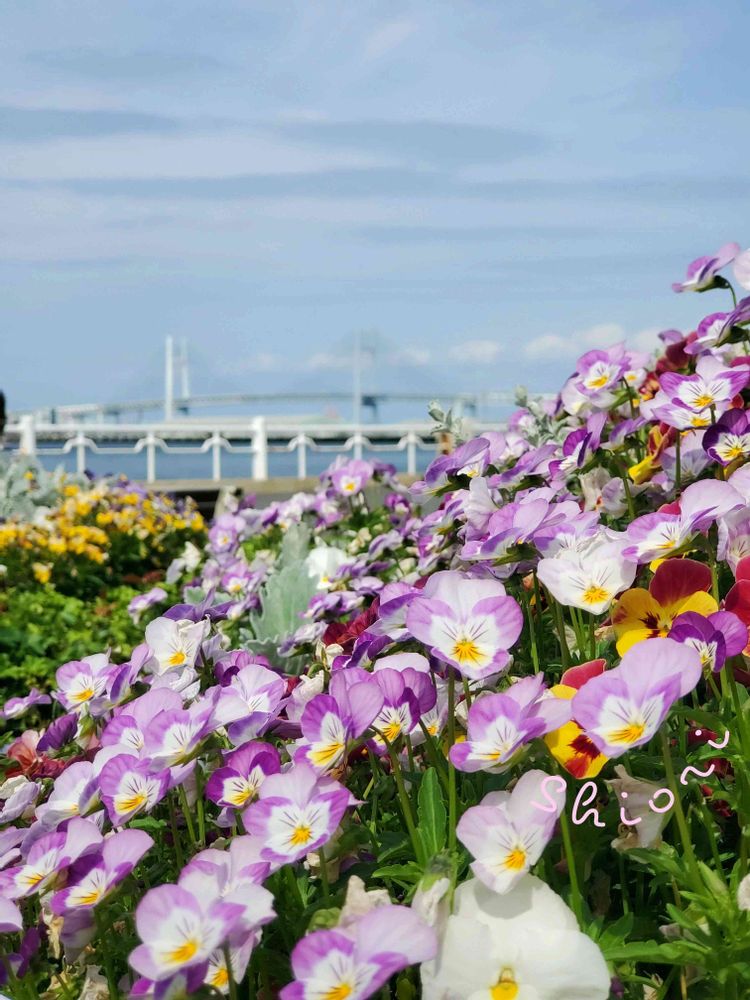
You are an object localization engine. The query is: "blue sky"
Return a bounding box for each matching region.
[2,0,749,415]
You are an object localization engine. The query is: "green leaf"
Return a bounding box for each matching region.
[601,939,685,964]
[372,863,423,884]
[417,767,447,858]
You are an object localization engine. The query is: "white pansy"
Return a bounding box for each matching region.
[144,617,209,676]
[421,876,610,1000]
[537,539,636,615]
[305,545,350,590]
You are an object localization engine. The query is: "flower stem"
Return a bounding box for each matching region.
[447,669,458,853]
[558,803,584,926]
[95,909,120,998]
[659,727,702,894]
[224,944,238,1000]
[522,586,540,672]
[318,846,330,901]
[177,785,197,848]
[384,738,425,865]
[551,596,571,667]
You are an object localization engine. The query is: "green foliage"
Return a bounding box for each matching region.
[0,585,166,697]
[242,524,317,669]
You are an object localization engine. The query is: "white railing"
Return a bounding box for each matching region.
[6,416,441,483]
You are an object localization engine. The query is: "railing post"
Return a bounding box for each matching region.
[145,431,157,483]
[75,432,87,474]
[406,431,417,476]
[251,417,268,481]
[353,430,363,460]
[297,437,307,479]
[210,432,222,482]
[18,414,37,457]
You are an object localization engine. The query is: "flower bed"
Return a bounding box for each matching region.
[3,243,750,998]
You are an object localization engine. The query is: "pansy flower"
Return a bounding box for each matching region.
[129,884,244,984]
[243,763,352,866]
[456,770,564,894]
[623,480,743,563]
[205,741,281,815]
[296,671,383,772]
[330,459,374,497]
[1,688,51,721]
[612,558,717,654]
[99,754,170,825]
[35,761,99,829]
[279,905,436,1000]
[178,837,273,939]
[544,660,609,779]
[659,356,749,420]
[216,661,287,745]
[128,587,168,624]
[572,638,702,758]
[669,609,747,673]
[703,409,750,467]
[369,667,434,752]
[143,616,209,676]
[2,818,102,899]
[55,653,112,712]
[406,570,523,680]
[537,538,636,615]
[50,829,153,913]
[672,241,739,292]
[450,676,571,773]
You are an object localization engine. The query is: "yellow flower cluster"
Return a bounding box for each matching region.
[0,478,204,580]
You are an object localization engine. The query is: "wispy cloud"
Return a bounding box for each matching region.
[363,19,418,60]
[524,323,660,361]
[26,48,225,81]
[0,104,184,141]
[269,119,549,166]
[449,339,502,364]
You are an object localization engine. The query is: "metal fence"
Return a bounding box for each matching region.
[6,415,440,482]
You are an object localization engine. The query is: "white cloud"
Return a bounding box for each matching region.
[449,339,502,364]
[629,326,661,352]
[394,346,431,366]
[579,323,626,347]
[524,333,575,360]
[363,19,417,60]
[307,351,353,371]
[524,322,659,361]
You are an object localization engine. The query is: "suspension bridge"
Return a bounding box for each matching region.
[7,333,543,493]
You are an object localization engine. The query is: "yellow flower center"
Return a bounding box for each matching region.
[211,967,229,988]
[582,584,610,606]
[324,986,353,1000]
[609,721,645,745]
[168,650,187,667]
[491,970,519,999]
[693,393,714,408]
[229,784,255,806]
[382,720,402,742]
[310,742,345,767]
[587,374,609,389]
[503,847,527,871]
[290,824,313,846]
[168,938,199,964]
[72,687,95,703]
[452,638,483,665]
[22,870,46,888]
[116,791,147,814]
[77,888,102,906]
